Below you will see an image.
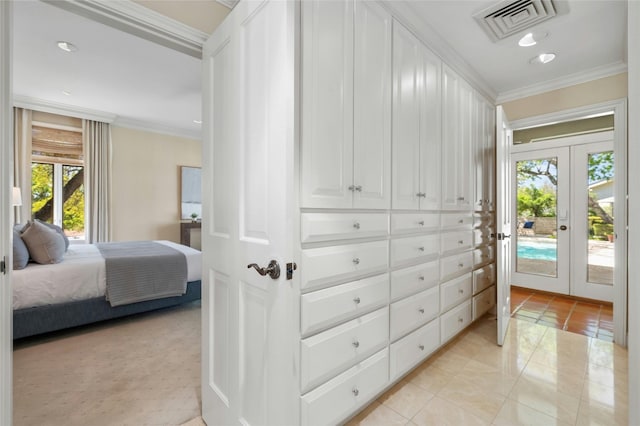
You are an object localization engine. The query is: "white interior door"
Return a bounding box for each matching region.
[496,106,512,346]
[201,1,298,424]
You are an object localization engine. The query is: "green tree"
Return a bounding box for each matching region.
[517,184,556,217]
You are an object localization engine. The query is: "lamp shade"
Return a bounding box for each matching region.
[12,187,22,206]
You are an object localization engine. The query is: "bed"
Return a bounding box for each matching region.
[12,239,202,339]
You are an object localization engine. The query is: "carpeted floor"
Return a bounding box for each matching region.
[13,301,202,426]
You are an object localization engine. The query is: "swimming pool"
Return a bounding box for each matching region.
[517,241,557,261]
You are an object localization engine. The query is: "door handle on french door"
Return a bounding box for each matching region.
[247,260,281,279]
[559,225,568,231]
[496,233,511,240]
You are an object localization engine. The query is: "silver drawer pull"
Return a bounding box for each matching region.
[418,276,425,281]
[458,317,464,323]
[458,240,464,244]
[416,192,426,198]
[353,296,361,304]
[352,387,359,397]
[458,219,464,224]
[418,308,425,314]
[458,289,464,294]
[418,344,425,351]
[418,220,425,226]
[348,185,355,191]
[352,340,360,348]
[352,258,360,265]
[354,185,362,192]
[458,263,464,268]
[353,222,361,230]
[418,246,425,252]
[457,196,465,201]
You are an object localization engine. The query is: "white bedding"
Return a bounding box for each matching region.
[12,240,202,310]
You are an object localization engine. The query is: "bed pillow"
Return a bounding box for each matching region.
[12,229,29,270]
[36,219,69,251]
[20,220,66,264]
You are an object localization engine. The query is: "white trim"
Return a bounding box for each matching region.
[113,117,201,141]
[14,95,116,123]
[496,62,628,103]
[381,1,497,102]
[42,0,208,58]
[507,99,628,347]
[216,0,239,10]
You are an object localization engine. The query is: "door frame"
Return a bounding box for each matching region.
[510,99,627,346]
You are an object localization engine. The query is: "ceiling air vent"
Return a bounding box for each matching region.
[473,0,562,42]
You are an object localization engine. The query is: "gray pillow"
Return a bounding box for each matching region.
[20,220,66,264]
[12,229,29,270]
[36,219,69,251]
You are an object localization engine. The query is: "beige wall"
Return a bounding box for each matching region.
[111,127,201,243]
[502,73,628,121]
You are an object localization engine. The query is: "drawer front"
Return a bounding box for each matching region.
[301,241,389,291]
[390,286,439,341]
[473,213,494,229]
[440,251,473,282]
[301,348,389,426]
[473,285,496,321]
[300,307,389,393]
[440,273,472,313]
[389,319,439,381]
[441,212,473,229]
[440,299,472,344]
[473,228,493,247]
[390,212,440,235]
[473,246,494,267]
[301,274,389,336]
[390,260,439,302]
[441,230,473,255]
[301,212,389,244]
[390,234,440,268]
[473,263,495,294]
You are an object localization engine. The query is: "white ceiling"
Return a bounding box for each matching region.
[12,0,628,139]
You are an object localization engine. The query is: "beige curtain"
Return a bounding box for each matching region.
[83,120,112,243]
[13,107,32,224]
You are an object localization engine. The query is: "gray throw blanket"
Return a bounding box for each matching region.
[96,241,188,307]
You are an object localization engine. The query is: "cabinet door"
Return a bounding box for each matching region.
[441,65,459,210]
[392,21,421,210]
[474,93,485,212]
[419,46,441,210]
[353,0,391,209]
[457,80,474,210]
[484,100,496,211]
[301,0,354,208]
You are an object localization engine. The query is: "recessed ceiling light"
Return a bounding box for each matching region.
[530,53,556,64]
[57,41,78,53]
[518,31,548,47]
[193,120,202,124]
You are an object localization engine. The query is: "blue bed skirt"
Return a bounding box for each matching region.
[13,280,201,339]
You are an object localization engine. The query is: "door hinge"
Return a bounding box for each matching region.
[0,256,6,274]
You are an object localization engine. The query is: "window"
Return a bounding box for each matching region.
[31,125,85,240]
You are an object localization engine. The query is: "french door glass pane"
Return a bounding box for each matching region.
[587,151,614,285]
[515,157,558,277]
[31,162,54,223]
[62,165,84,239]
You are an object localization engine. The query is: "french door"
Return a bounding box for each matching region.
[511,133,615,302]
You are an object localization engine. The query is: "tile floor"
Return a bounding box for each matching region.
[510,286,615,341]
[347,316,628,426]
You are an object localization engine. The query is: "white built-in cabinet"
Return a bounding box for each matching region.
[301,0,391,209]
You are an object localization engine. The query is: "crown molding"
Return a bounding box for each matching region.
[42,0,208,58]
[216,0,239,10]
[113,117,201,140]
[496,62,628,104]
[14,95,117,123]
[381,1,498,103]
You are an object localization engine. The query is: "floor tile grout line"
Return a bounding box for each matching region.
[511,291,534,315]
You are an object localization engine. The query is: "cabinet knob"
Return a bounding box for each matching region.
[416,192,426,198]
[352,387,360,397]
[418,344,425,351]
[418,246,425,252]
[458,263,464,268]
[458,240,464,244]
[353,222,361,230]
[354,185,362,192]
[418,220,425,226]
[458,289,464,294]
[418,308,425,314]
[458,317,464,323]
[348,185,355,191]
[457,196,465,201]
[353,296,361,305]
[418,276,425,281]
[458,219,464,224]
[352,258,360,265]
[352,340,360,348]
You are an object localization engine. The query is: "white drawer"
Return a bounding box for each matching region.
[389,319,439,381]
[473,285,496,321]
[301,274,389,336]
[390,286,439,341]
[440,251,473,282]
[300,307,389,393]
[441,212,473,229]
[441,230,473,255]
[390,260,439,302]
[301,348,389,426]
[390,234,440,268]
[473,263,495,294]
[440,273,472,313]
[440,299,472,345]
[390,212,440,235]
[473,213,494,229]
[301,212,389,244]
[473,228,493,247]
[301,241,389,292]
[473,246,494,267]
